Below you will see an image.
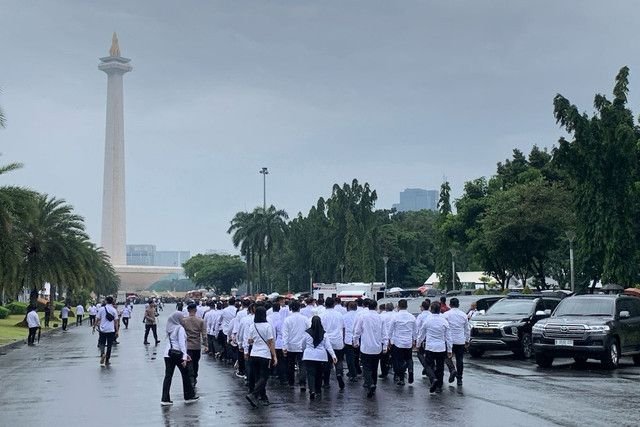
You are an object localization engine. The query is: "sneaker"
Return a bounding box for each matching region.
[160,401,173,406]
[337,376,345,390]
[143,341,150,345]
[246,393,258,408]
[408,372,414,384]
[429,380,438,394]
[105,359,111,366]
[366,386,376,398]
[457,379,463,386]
[260,398,271,406]
[449,370,457,384]
[185,396,200,404]
[235,371,245,378]
[100,355,106,366]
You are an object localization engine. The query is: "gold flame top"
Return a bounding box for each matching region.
[109,32,120,57]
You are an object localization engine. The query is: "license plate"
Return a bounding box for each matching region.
[555,339,574,346]
[477,328,494,334]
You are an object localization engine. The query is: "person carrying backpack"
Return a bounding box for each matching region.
[93,296,119,367]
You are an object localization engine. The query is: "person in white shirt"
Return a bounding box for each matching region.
[60,304,70,331]
[75,304,85,326]
[301,298,316,319]
[233,299,250,377]
[388,299,417,386]
[416,302,453,393]
[334,297,347,315]
[415,299,432,376]
[342,301,359,381]
[353,299,389,398]
[379,302,395,379]
[237,303,256,379]
[121,304,131,329]
[467,301,479,319]
[444,298,470,386]
[161,311,198,406]
[219,298,238,363]
[302,315,337,400]
[245,306,277,407]
[282,300,309,391]
[268,303,287,385]
[88,304,98,327]
[203,301,219,356]
[26,305,40,345]
[93,297,119,366]
[320,297,345,389]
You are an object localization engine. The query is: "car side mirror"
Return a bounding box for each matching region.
[478,310,486,315]
[619,311,630,319]
[535,310,546,316]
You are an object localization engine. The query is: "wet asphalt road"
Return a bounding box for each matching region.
[1,308,638,427]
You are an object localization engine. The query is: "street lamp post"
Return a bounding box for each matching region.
[259,167,269,211]
[339,263,345,283]
[383,256,389,299]
[287,274,290,294]
[309,270,313,297]
[566,231,576,292]
[450,249,458,291]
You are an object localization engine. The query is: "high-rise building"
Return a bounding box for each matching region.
[126,244,155,266]
[155,251,191,267]
[392,188,438,212]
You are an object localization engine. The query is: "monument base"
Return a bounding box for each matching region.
[114,265,183,292]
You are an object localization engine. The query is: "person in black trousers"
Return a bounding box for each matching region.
[161,312,198,405]
[144,301,160,345]
[245,307,277,407]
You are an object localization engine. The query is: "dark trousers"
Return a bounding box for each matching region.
[76,315,83,326]
[274,349,287,382]
[306,360,325,393]
[238,349,246,375]
[98,331,116,361]
[361,352,380,389]
[248,357,270,399]
[380,346,392,376]
[354,346,363,375]
[122,317,129,329]
[344,344,357,378]
[44,315,50,328]
[62,318,68,330]
[323,348,344,384]
[286,351,306,386]
[445,354,456,374]
[392,346,413,379]
[28,327,38,344]
[89,315,95,327]
[425,350,446,388]
[207,334,216,355]
[144,324,158,343]
[187,349,201,385]
[162,357,195,402]
[452,344,465,379]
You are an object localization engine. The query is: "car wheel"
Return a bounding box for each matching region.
[601,338,619,370]
[469,348,484,358]
[514,333,533,359]
[632,354,640,366]
[535,352,553,368]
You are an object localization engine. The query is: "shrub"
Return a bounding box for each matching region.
[54,301,64,310]
[6,302,28,315]
[522,286,533,294]
[0,306,10,319]
[502,288,511,295]
[474,288,487,295]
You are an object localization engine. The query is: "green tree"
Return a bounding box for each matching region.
[183,253,246,294]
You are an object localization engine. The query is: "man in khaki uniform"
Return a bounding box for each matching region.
[182,303,207,387]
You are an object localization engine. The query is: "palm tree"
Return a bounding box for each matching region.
[228,210,260,293]
[260,205,289,292]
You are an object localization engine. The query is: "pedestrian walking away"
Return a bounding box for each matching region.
[143,301,160,345]
[88,303,97,327]
[181,303,207,387]
[342,301,359,382]
[443,298,470,386]
[303,315,337,400]
[94,296,119,366]
[26,305,40,346]
[388,299,416,386]
[245,307,277,408]
[268,303,287,385]
[121,304,131,329]
[161,312,198,406]
[354,299,389,398]
[320,297,345,390]
[76,304,85,326]
[43,302,51,328]
[282,300,309,391]
[61,304,70,331]
[417,302,453,394]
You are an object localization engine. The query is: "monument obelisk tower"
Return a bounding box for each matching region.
[99,33,131,265]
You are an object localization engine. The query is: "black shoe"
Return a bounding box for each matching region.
[309,392,316,400]
[378,374,387,379]
[429,380,438,393]
[337,376,345,390]
[449,370,457,384]
[300,386,306,393]
[349,377,358,383]
[408,372,414,384]
[185,396,200,404]
[436,386,443,393]
[143,341,150,345]
[457,378,463,386]
[260,398,271,406]
[366,386,376,398]
[155,340,161,345]
[246,393,258,408]
[422,368,427,377]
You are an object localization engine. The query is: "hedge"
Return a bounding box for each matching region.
[0,306,10,319]
[6,301,28,315]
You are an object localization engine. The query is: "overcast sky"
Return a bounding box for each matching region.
[2,1,640,255]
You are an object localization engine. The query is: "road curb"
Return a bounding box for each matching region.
[0,323,78,354]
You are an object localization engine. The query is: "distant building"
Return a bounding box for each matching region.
[392,188,437,212]
[127,245,191,267]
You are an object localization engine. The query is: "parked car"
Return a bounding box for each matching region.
[532,294,640,369]
[469,295,561,359]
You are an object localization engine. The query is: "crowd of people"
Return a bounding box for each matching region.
[158,294,472,407]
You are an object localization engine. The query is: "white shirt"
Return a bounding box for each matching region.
[416,310,431,332]
[121,306,131,318]
[76,305,84,315]
[88,305,97,316]
[27,311,40,328]
[354,309,388,355]
[232,309,248,337]
[61,307,70,319]
[417,313,452,353]
[444,308,470,345]
[388,310,416,349]
[204,309,221,336]
[283,312,310,352]
[301,305,315,319]
[96,305,118,333]
[268,312,285,350]
[302,333,336,362]
[239,314,255,352]
[380,311,395,337]
[221,306,237,336]
[320,308,345,350]
[335,305,347,315]
[247,322,274,359]
[164,326,188,361]
[342,310,357,345]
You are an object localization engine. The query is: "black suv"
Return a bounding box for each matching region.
[532,294,640,369]
[469,295,561,359]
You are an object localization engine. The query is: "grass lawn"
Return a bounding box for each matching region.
[0,313,53,346]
